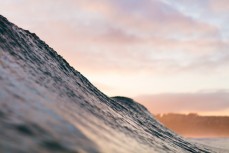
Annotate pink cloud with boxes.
[135,91,229,115]
[209,0,229,13]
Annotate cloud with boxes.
[1,0,221,42]
[209,0,229,13]
[103,0,220,39]
[135,91,229,115]
[71,39,229,75]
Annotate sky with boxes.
[1,0,229,116]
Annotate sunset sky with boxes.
[1,0,229,116]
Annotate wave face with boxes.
[0,15,215,153]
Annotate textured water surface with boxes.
[189,138,229,153]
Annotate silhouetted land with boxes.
[155,113,229,138]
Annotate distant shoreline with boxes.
[155,113,229,138]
